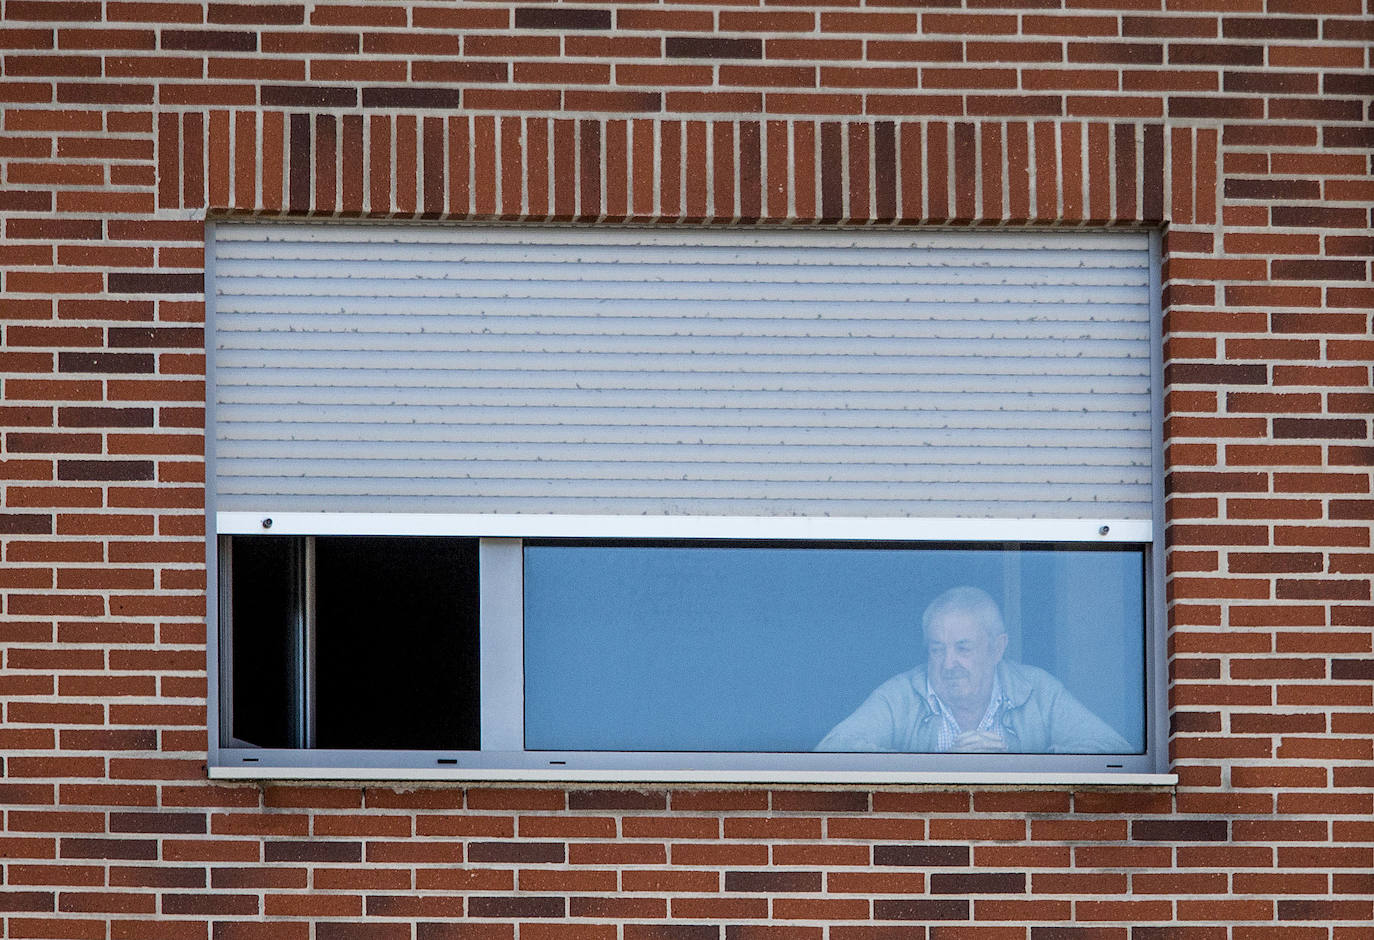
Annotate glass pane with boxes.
[227,536,301,748]
[524,542,1145,754]
[314,537,481,750]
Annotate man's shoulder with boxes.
[888,664,929,692]
[998,661,1066,704]
[866,665,929,704]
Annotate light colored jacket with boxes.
[816,660,1131,754]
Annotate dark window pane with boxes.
[227,536,301,748]
[314,537,480,750]
[524,542,1145,754]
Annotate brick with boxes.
[666,37,761,59]
[468,842,565,864]
[724,871,821,892]
[515,8,611,30]
[874,845,969,867]
[1132,820,1228,842]
[262,841,361,863]
[930,872,1026,894]
[873,898,969,921]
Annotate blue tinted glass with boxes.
[523,543,1145,754]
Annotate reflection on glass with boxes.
[523,542,1145,754]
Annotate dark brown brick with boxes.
[262,84,356,108]
[417,926,514,940]
[163,893,259,915]
[467,841,565,864]
[874,898,969,921]
[110,866,206,888]
[57,352,153,374]
[61,838,158,860]
[1169,43,1263,66]
[1224,17,1318,39]
[1324,73,1374,96]
[7,218,102,240]
[0,892,55,912]
[1170,96,1265,119]
[263,840,361,863]
[1273,259,1367,280]
[1172,712,1222,733]
[289,111,310,212]
[467,896,565,918]
[1132,820,1228,842]
[1272,206,1369,227]
[929,872,1026,894]
[1324,18,1374,41]
[1166,363,1266,385]
[724,871,821,892]
[1324,126,1374,149]
[57,460,154,482]
[1332,659,1374,680]
[1272,98,1365,122]
[1275,418,1367,440]
[1326,236,1374,257]
[110,812,206,834]
[874,845,969,867]
[1223,179,1320,200]
[161,29,257,51]
[1166,471,1267,494]
[211,868,308,890]
[362,87,463,109]
[1069,41,1162,64]
[772,790,869,813]
[107,327,204,348]
[319,926,410,940]
[515,7,612,30]
[874,121,896,220]
[725,930,822,940]
[624,928,718,940]
[820,122,843,220]
[0,191,54,212]
[1278,578,1370,601]
[580,118,601,213]
[1278,899,1374,921]
[1143,123,1163,222]
[666,37,761,59]
[0,513,53,534]
[58,407,154,428]
[107,272,202,294]
[1224,71,1317,94]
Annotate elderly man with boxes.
[817,586,1129,754]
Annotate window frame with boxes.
[204,225,1171,784]
[208,515,1170,784]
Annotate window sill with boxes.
[208,764,1177,787]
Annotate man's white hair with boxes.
[920,585,1006,641]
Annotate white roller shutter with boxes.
[208,224,1155,520]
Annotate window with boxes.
[208,224,1167,781]
[222,536,479,752]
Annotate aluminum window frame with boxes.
[208,517,1169,784]
[204,225,1171,784]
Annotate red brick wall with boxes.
[2,1,1372,937]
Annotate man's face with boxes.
[926,611,1007,713]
